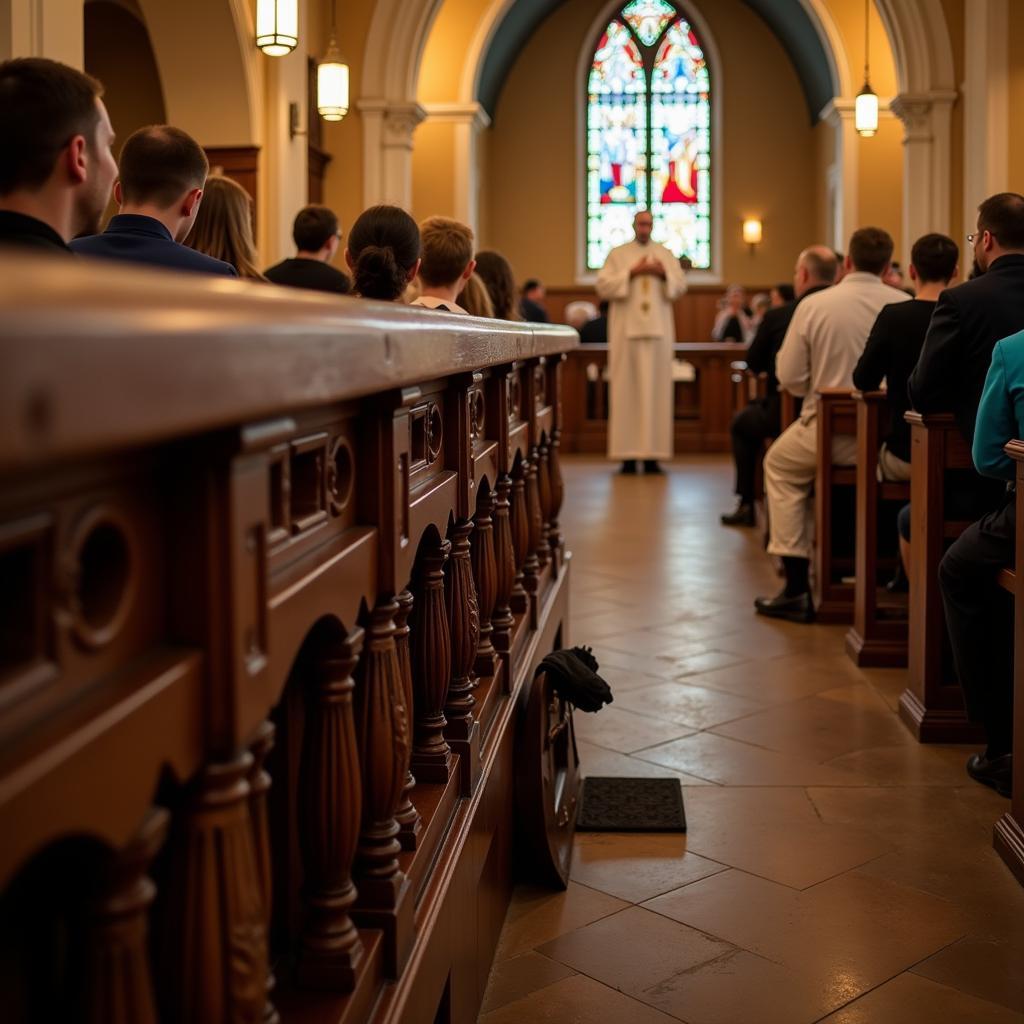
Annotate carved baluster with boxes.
[163,754,268,1024]
[81,808,167,1024]
[523,454,543,594]
[247,722,280,1021]
[536,439,552,569]
[471,486,498,672]
[509,459,531,610]
[491,475,516,658]
[410,537,454,783]
[445,518,480,794]
[393,590,422,850]
[548,426,564,557]
[296,633,364,990]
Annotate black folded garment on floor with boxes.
[535,645,613,712]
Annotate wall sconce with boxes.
[742,218,762,252]
[256,0,298,56]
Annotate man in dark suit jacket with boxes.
[720,245,837,526]
[0,58,118,253]
[265,204,351,294]
[72,125,236,276]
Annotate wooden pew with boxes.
[899,412,985,742]
[845,391,911,666]
[814,388,858,622]
[995,440,1023,887]
[0,255,578,1024]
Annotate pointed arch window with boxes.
[586,0,711,271]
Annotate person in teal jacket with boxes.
[937,329,1023,798]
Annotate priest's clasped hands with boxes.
[629,256,667,279]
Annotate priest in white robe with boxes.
[596,210,687,474]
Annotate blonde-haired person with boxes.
[460,273,495,318]
[412,215,475,313]
[474,250,521,321]
[185,174,263,280]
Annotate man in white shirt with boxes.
[410,216,475,314]
[597,210,688,474]
[756,228,912,622]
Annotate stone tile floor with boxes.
[479,455,1024,1023]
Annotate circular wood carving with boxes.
[427,403,443,463]
[328,435,355,515]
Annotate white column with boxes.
[1,0,83,66]
[358,98,425,211]
[821,100,859,250]
[963,0,1009,232]
[420,102,491,234]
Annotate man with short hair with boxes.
[521,278,549,322]
[721,245,837,527]
[72,125,235,275]
[265,204,351,293]
[597,209,688,475]
[0,57,117,251]
[410,216,475,314]
[755,228,911,622]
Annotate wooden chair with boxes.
[814,388,858,622]
[899,412,985,743]
[995,439,1024,887]
[845,391,911,666]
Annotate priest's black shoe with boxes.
[643,460,664,474]
[619,460,638,475]
[721,501,755,527]
[754,589,815,623]
[966,752,1012,797]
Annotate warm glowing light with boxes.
[256,0,298,56]
[742,219,762,246]
[318,46,350,122]
[856,83,878,137]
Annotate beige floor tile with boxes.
[479,952,576,1015]
[671,648,751,676]
[576,739,716,786]
[588,645,689,681]
[819,972,1024,1023]
[824,741,978,786]
[479,973,680,1024]
[684,653,863,704]
[912,935,1024,1013]
[594,662,676,695]
[572,706,694,754]
[494,881,628,961]
[570,831,726,902]
[614,679,768,730]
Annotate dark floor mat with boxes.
[576,776,687,832]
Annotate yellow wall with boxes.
[1009,2,1024,191]
[941,0,965,243]
[858,114,903,256]
[412,120,458,224]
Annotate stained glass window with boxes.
[586,2,711,271]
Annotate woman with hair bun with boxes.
[345,205,421,301]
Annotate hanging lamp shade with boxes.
[256,0,298,56]
[855,81,878,137]
[317,36,350,122]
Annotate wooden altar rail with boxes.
[560,342,749,454]
[0,255,579,1024]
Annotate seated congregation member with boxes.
[711,284,752,342]
[476,250,522,320]
[410,216,475,313]
[461,272,495,317]
[265,204,350,293]
[722,246,837,527]
[565,300,598,331]
[0,57,117,252]
[938,328,1024,797]
[186,175,262,279]
[520,278,549,322]
[770,283,795,308]
[853,233,959,482]
[345,204,420,302]
[755,228,911,622]
[579,300,609,344]
[72,126,235,276]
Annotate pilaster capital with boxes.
[383,102,427,148]
[891,90,958,141]
[421,102,492,132]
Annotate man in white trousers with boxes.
[597,210,688,474]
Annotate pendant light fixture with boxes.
[317,0,350,122]
[855,0,878,137]
[256,0,298,56]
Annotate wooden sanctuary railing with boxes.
[0,256,579,1024]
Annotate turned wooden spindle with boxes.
[162,753,269,1024]
[296,632,364,990]
[524,453,543,591]
[247,722,280,1021]
[81,808,168,1024]
[353,603,409,894]
[547,426,565,556]
[536,440,552,569]
[471,485,498,670]
[444,518,479,742]
[509,459,532,609]
[409,536,454,783]
[392,590,422,850]
[491,475,516,656]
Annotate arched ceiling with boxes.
[477,0,836,123]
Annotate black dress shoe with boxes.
[885,563,908,593]
[966,752,1012,797]
[754,589,815,623]
[721,502,755,527]
[643,460,664,474]
[619,460,638,475]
